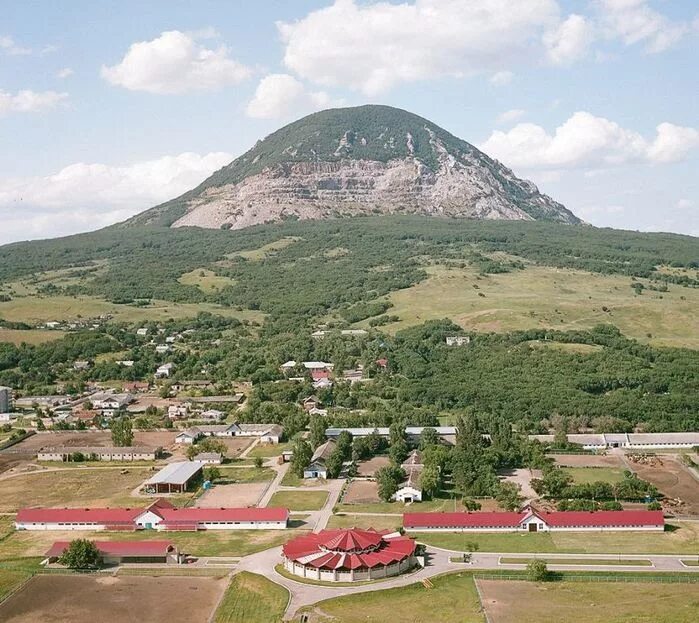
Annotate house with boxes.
[310,369,331,381]
[281,449,294,462]
[342,368,364,383]
[313,378,333,390]
[403,509,665,533]
[92,392,134,417]
[16,500,289,531]
[302,395,321,412]
[143,462,203,494]
[195,452,223,465]
[155,344,171,354]
[136,328,149,337]
[174,429,202,444]
[304,439,336,479]
[445,336,471,346]
[303,361,334,371]
[45,540,179,565]
[123,381,149,393]
[280,360,298,371]
[233,423,283,443]
[197,424,238,437]
[155,363,174,378]
[37,446,159,462]
[167,403,189,419]
[392,450,424,503]
[199,409,226,421]
[309,407,328,417]
[44,321,61,329]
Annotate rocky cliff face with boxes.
[128,105,580,229]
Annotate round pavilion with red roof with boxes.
[282,527,416,582]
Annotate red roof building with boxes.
[282,528,416,582]
[45,540,178,564]
[403,509,665,533]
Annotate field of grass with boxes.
[217,466,274,483]
[526,340,603,354]
[499,557,653,566]
[267,491,328,511]
[326,514,403,531]
[178,269,235,292]
[0,568,32,603]
[561,467,626,484]
[0,468,153,513]
[294,571,484,623]
[248,443,290,458]
[214,571,288,623]
[0,527,300,559]
[413,522,699,555]
[0,329,65,345]
[233,237,300,261]
[338,498,462,514]
[371,264,699,348]
[0,295,264,325]
[477,579,699,623]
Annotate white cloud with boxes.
[489,71,514,86]
[278,0,568,95]
[480,111,699,169]
[0,90,68,116]
[544,14,595,64]
[56,67,74,79]
[101,30,252,94]
[246,73,339,119]
[496,109,526,125]
[596,0,689,52]
[0,151,232,244]
[0,35,32,56]
[676,199,694,210]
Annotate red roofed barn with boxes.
[282,527,416,582]
[45,540,179,565]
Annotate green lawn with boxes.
[214,571,288,623]
[337,498,463,514]
[217,466,274,483]
[326,514,403,531]
[561,467,626,484]
[294,571,484,623]
[267,490,328,511]
[499,557,653,566]
[0,568,32,603]
[478,579,699,623]
[413,522,699,555]
[249,443,290,458]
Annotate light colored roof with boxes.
[325,426,457,437]
[195,453,222,461]
[311,439,336,463]
[145,462,202,486]
[39,446,156,455]
[627,432,699,444]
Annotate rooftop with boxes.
[145,462,203,486]
[46,540,175,558]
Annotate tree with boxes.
[198,438,228,456]
[309,415,326,449]
[290,438,312,477]
[159,382,172,398]
[420,464,441,498]
[325,448,344,479]
[527,560,550,582]
[389,437,409,465]
[419,427,439,450]
[59,539,101,569]
[203,466,221,482]
[254,456,264,469]
[495,482,523,511]
[336,430,353,460]
[376,465,404,502]
[110,417,133,447]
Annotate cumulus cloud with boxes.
[544,14,595,64]
[596,0,690,52]
[278,0,569,95]
[480,111,699,169]
[246,73,340,119]
[0,151,232,244]
[101,30,252,94]
[0,35,32,56]
[56,67,74,79]
[496,109,526,125]
[0,90,68,116]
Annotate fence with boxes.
[475,573,699,584]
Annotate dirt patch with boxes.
[0,574,227,623]
[217,437,255,458]
[549,453,624,468]
[4,430,177,453]
[497,468,542,499]
[356,456,390,477]
[194,482,268,507]
[343,480,381,504]
[628,455,699,515]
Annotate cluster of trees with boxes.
[532,468,658,503]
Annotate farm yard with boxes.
[356,456,390,477]
[342,479,382,505]
[267,490,329,511]
[3,430,178,454]
[561,467,626,485]
[549,454,626,468]
[626,455,699,515]
[194,482,269,508]
[0,574,228,623]
[477,579,699,623]
[214,571,288,623]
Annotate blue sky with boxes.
[1,0,697,243]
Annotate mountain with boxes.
[126,105,580,229]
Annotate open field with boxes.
[6,430,178,453]
[0,527,301,559]
[477,578,699,623]
[0,574,227,623]
[550,454,625,468]
[499,557,653,566]
[326,513,403,531]
[233,237,300,261]
[195,482,268,508]
[562,467,626,484]
[338,497,466,514]
[267,490,328,511]
[216,437,256,457]
[413,521,699,554]
[371,264,699,348]
[214,571,288,623]
[295,571,484,623]
[356,456,390,477]
[342,480,381,504]
[0,294,264,325]
[248,442,290,458]
[628,456,699,515]
[525,339,603,354]
[178,268,235,292]
[0,329,64,345]
[0,468,152,512]
[217,466,274,483]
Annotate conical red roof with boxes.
[321,528,383,552]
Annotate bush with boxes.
[527,560,550,582]
[59,539,101,569]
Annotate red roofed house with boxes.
[282,527,416,582]
[310,369,331,381]
[45,540,179,565]
[403,508,665,533]
[16,499,289,532]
